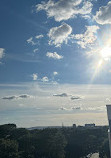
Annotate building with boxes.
[85,123,95,128]
[106,105,111,158]
[73,124,76,129]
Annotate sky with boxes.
[1,0,111,127]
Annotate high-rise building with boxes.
[106,105,111,158]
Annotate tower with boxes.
[106,105,111,158]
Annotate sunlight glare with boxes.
[98,60,103,68]
[100,46,111,60]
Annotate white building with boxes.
[106,105,111,158]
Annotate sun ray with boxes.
[89,59,104,85]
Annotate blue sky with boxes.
[0,0,111,84]
[1,0,111,127]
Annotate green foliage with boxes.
[99,139,110,158]
[62,126,108,158]
[0,138,19,158]
[0,124,16,139]
[0,124,109,158]
[47,131,67,158]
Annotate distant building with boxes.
[78,125,84,129]
[73,124,76,129]
[106,105,111,158]
[85,123,95,128]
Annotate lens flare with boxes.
[100,46,111,60]
[98,60,103,67]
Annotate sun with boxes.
[97,60,103,67]
[100,46,111,61]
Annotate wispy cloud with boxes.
[46,52,63,60]
[71,25,99,48]
[53,71,58,75]
[27,35,43,46]
[41,76,49,82]
[33,48,38,53]
[35,34,44,39]
[94,1,111,25]
[32,73,38,81]
[48,23,72,47]
[36,0,93,22]
[0,48,5,59]
[27,37,36,45]
[59,106,81,111]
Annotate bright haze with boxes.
[0,0,111,127]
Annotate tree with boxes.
[0,139,19,158]
[47,131,67,158]
[99,139,110,158]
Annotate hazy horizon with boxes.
[0,83,110,127]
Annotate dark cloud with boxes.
[2,96,17,100]
[53,93,82,100]
[2,94,31,100]
[19,94,30,98]
[53,93,68,97]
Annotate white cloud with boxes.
[48,23,72,47]
[78,1,93,15]
[0,48,5,59]
[71,96,81,100]
[82,14,91,20]
[53,71,58,75]
[36,0,93,22]
[95,1,111,25]
[0,83,110,127]
[41,76,49,82]
[46,52,63,60]
[33,49,38,53]
[35,34,44,39]
[32,73,38,80]
[72,25,99,48]
[27,37,36,45]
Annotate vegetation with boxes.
[0,124,110,158]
